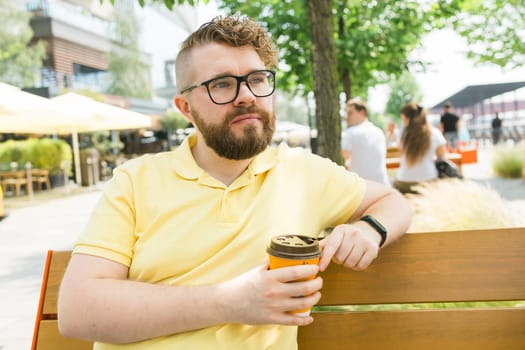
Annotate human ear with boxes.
[174,95,194,124]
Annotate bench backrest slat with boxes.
[318,228,525,305]
[299,308,525,350]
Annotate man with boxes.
[439,102,459,150]
[491,112,503,144]
[58,15,411,349]
[341,99,390,185]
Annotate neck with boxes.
[191,135,253,186]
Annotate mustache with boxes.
[225,105,268,122]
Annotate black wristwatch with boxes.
[359,215,387,247]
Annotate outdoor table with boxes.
[386,153,463,174]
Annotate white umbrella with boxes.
[0,84,152,184]
[0,82,92,134]
[52,93,152,131]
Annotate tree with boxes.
[106,0,152,98]
[452,0,524,68]
[127,0,524,164]
[384,71,422,121]
[0,0,46,86]
[216,0,454,162]
[160,110,188,150]
[307,0,342,162]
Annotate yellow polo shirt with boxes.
[74,134,365,350]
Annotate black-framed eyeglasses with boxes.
[180,69,276,105]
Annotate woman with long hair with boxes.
[393,102,447,194]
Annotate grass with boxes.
[314,300,525,312]
[492,142,524,178]
[405,178,525,233]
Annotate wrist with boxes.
[359,215,387,247]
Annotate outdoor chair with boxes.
[0,170,29,197]
[31,169,51,191]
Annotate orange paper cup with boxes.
[267,235,321,316]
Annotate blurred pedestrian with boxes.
[385,120,401,147]
[439,102,459,150]
[491,112,503,145]
[341,98,390,185]
[393,102,447,194]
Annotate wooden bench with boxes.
[33,228,525,350]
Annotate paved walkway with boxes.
[0,145,523,350]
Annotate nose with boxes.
[233,81,256,106]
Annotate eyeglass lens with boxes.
[207,70,275,104]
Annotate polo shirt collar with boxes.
[172,133,278,182]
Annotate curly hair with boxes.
[400,102,431,167]
[175,15,278,93]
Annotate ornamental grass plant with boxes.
[492,142,524,178]
[406,178,525,233]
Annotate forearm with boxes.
[348,181,412,247]
[357,188,411,246]
[58,278,229,343]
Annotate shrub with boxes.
[492,143,524,178]
[0,137,73,177]
[0,139,32,169]
[30,138,72,175]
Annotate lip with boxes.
[231,114,261,124]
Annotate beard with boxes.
[191,105,275,160]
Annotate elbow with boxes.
[57,304,84,339]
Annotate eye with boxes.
[209,77,235,90]
[248,73,268,85]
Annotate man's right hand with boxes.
[216,263,323,326]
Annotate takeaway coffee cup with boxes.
[267,234,321,316]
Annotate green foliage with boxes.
[218,1,441,100]
[492,144,524,178]
[315,300,524,312]
[160,111,188,131]
[29,138,73,175]
[452,0,524,68]
[0,0,46,86]
[384,71,423,120]
[0,138,72,175]
[0,139,31,168]
[106,1,152,99]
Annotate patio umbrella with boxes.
[0,84,152,184]
[0,82,92,134]
[51,93,152,184]
[51,93,152,131]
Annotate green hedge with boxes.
[0,138,72,175]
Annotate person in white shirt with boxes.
[341,98,390,186]
[393,102,446,194]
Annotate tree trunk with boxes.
[307,0,343,164]
[338,12,352,101]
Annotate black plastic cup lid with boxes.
[267,234,321,259]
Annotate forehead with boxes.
[190,43,266,80]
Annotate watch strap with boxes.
[359,215,387,247]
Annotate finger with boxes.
[354,249,378,271]
[282,291,322,317]
[319,232,343,271]
[269,264,319,283]
[343,246,365,270]
[285,276,323,298]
